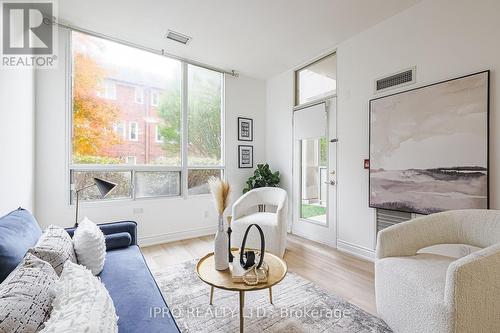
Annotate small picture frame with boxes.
[238,145,253,168]
[238,117,253,141]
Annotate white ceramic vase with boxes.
[214,215,229,270]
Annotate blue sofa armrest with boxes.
[66,221,137,249]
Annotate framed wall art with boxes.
[238,117,253,141]
[238,145,253,168]
[369,71,489,214]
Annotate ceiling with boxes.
[58,0,421,80]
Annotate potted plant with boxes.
[243,164,280,211]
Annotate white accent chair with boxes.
[231,187,288,257]
[375,209,500,333]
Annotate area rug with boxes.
[153,261,392,333]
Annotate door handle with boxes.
[324,180,336,186]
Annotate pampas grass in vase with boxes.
[208,177,230,270]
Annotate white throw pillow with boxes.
[72,217,106,275]
[40,261,118,333]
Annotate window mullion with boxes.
[181,62,189,199]
[131,169,136,200]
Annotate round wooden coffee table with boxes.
[196,250,287,333]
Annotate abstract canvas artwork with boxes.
[369,71,489,214]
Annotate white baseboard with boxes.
[291,230,337,248]
[337,240,375,262]
[138,226,216,247]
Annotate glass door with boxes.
[300,137,328,224]
[292,99,337,246]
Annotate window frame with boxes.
[128,121,139,141]
[294,51,337,108]
[126,156,137,165]
[187,168,224,196]
[134,170,182,199]
[68,31,225,204]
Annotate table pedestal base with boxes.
[209,287,274,333]
[239,290,245,333]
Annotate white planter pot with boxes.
[214,215,229,270]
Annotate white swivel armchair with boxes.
[231,187,288,258]
[375,209,500,333]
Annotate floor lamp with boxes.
[75,177,117,227]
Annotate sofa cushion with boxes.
[0,208,42,282]
[28,225,77,275]
[40,261,118,333]
[0,253,58,333]
[99,245,179,333]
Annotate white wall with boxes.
[265,71,294,229]
[0,68,35,216]
[35,30,266,245]
[225,75,267,200]
[265,0,500,257]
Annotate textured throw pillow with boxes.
[40,261,118,333]
[0,253,58,333]
[28,225,77,275]
[73,217,106,275]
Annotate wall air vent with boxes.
[376,209,412,233]
[165,30,191,45]
[375,66,416,93]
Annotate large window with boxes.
[295,52,336,106]
[70,31,224,202]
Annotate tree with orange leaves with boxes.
[72,53,120,163]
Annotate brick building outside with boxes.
[96,63,178,165]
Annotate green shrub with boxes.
[243,163,280,194]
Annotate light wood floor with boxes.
[142,234,376,314]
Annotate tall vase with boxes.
[214,215,229,270]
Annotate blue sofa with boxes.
[0,208,180,333]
